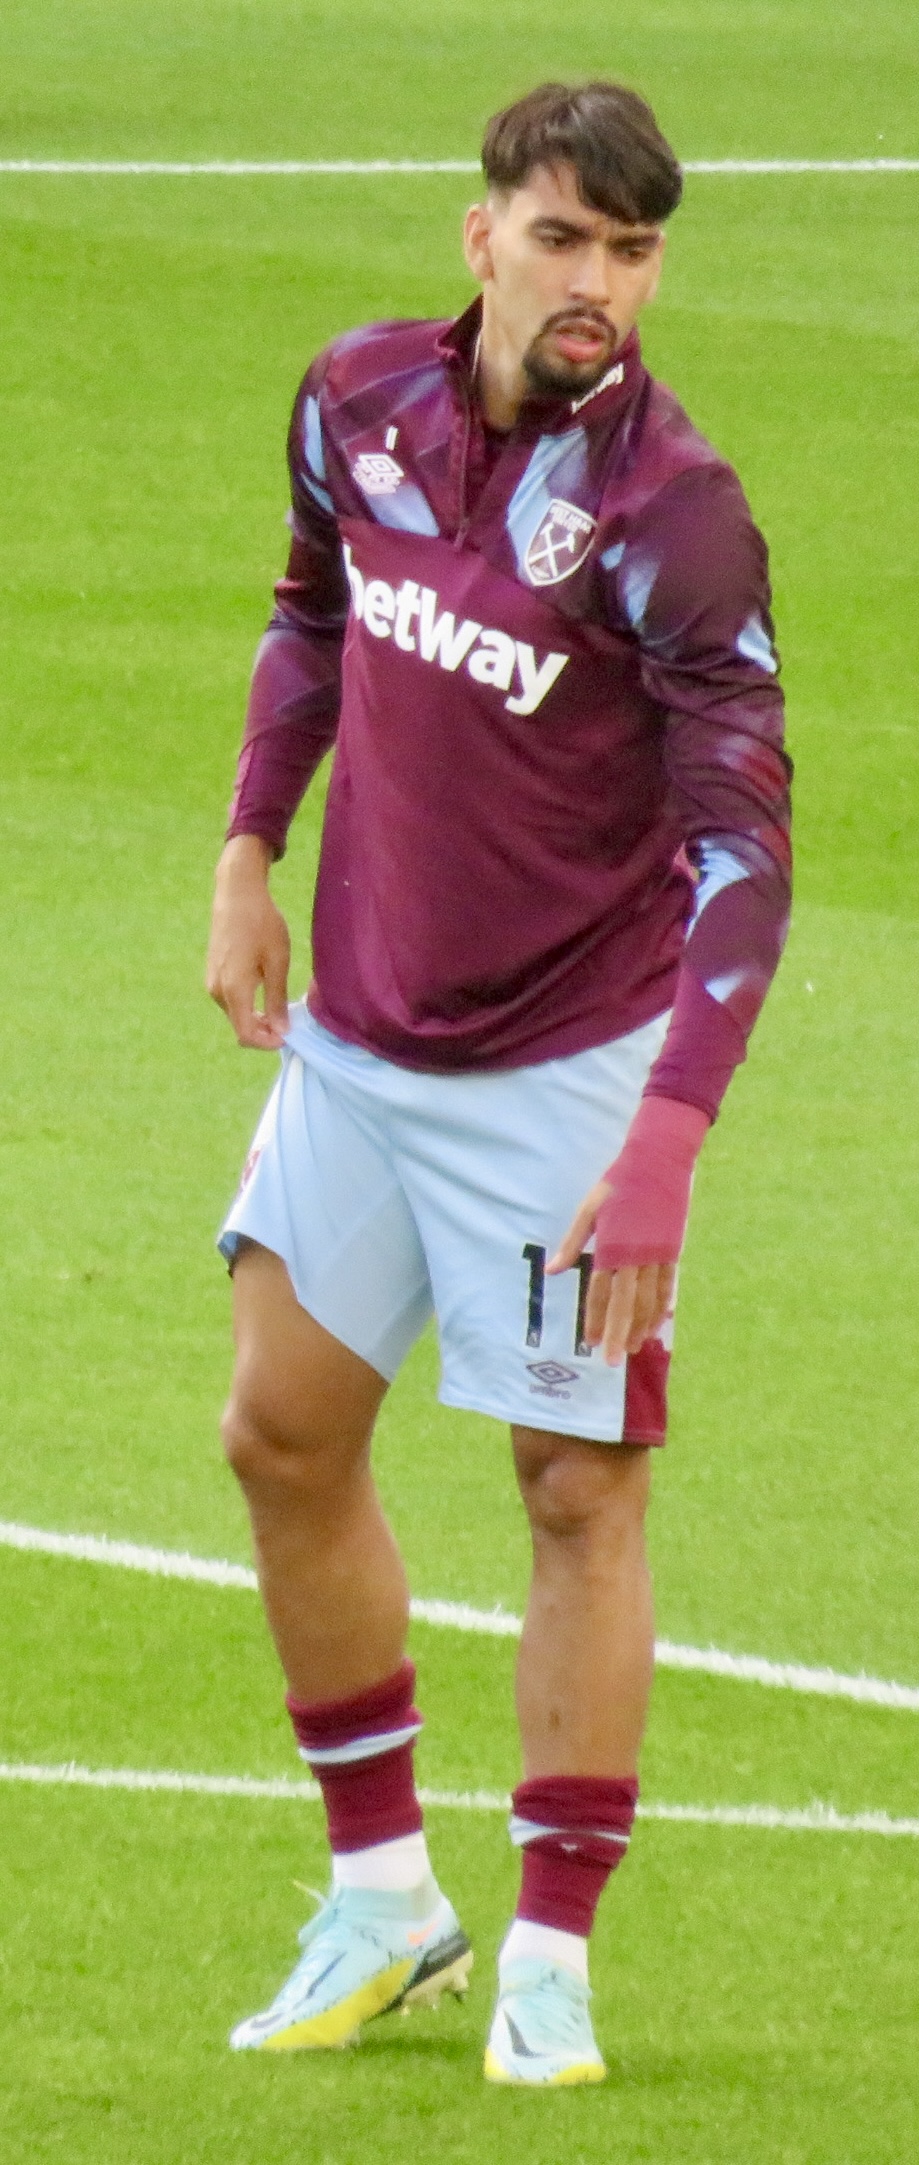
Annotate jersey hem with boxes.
[306,980,679,1078]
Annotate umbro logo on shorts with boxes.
[343,545,569,717]
[526,1350,576,1385]
[352,451,406,496]
[526,1361,581,1402]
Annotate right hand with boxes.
[547,1182,676,1366]
[206,834,291,1049]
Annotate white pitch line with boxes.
[3,1517,918,1711]
[0,1760,916,1838]
[0,1519,259,1590]
[685,158,919,174]
[651,1638,919,1712]
[0,159,482,176]
[637,1799,919,1837]
[0,158,918,177]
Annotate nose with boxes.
[569,241,611,308]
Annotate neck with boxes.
[473,329,527,431]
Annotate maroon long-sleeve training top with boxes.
[228,299,792,1118]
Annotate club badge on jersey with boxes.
[524,500,597,587]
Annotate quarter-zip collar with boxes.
[435,296,644,438]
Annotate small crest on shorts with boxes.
[239,1144,262,1191]
[352,451,405,497]
[524,500,596,587]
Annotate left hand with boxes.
[547,1183,676,1367]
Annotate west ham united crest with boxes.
[524,498,597,587]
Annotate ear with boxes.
[463,200,495,283]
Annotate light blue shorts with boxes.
[218,1003,674,1443]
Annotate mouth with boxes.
[544,314,615,367]
[521,311,619,402]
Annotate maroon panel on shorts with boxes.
[623,1335,670,1446]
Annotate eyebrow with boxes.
[529,216,660,247]
[529,216,596,241]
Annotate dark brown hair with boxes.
[481,81,683,225]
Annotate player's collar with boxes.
[436,298,643,433]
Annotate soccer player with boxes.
[207,80,791,2085]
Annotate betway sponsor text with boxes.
[343,545,568,718]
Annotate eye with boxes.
[532,226,581,250]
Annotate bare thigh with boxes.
[225,1239,388,1477]
[223,1242,408,1698]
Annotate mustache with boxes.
[538,308,615,338]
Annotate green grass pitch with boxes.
[1,2,918,2159]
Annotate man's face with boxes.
[464,162,664,409]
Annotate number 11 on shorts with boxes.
[522,1243,593,1357]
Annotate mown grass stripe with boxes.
[3,1518,917,1711]
[1,1761,916,1837]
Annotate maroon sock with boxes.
[286,1658,424,1853]
[511,1774,639,1937]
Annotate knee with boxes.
[220,1392,276,1490]
[220,1385,348,1506]
[514,1434,650,1546]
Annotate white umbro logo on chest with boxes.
[352,451,405,496]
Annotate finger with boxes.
[240,1010,288,1050]
[601,1268,639,1367]
[646,1261,677,1340]
[217,970,261,1045]
[205,947,239,1013]
[624,1264,660,1354]
[213,963,281,1051]
[546,1209,594,1273]
[583,1265,613,1342]
[546,1184,609,1273]
[231,1010,278,1050]
[585,1264,628,1342]
[261,931,291,1035]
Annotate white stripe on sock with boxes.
[509,1813,629,1849]
[297,1720,421,1766]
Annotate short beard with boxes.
[521,320,618,401]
